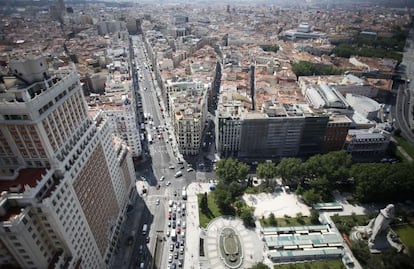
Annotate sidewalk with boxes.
[110,195,145,269]
[184,183,210,269]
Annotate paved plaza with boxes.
[243,190,311,218]
[203,217,264,269]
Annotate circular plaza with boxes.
[203,216,264,269]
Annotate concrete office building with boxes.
[215,94,329,159]
[238,103,328,159]
[0,56,135,268]
[282,23,327,40]
[215,90,245,157]
[344,128,391,157]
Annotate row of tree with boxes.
[331,27,408,62]
[291,61,343,77]
[214,151,414,206]
[213,159,255,226]
[332,43,402,62]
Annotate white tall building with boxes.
[170,89,207,156]
[0,56,135,268]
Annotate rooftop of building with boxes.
[0,168,46,194]
[346,128,390,140]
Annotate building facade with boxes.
[170,89,207,156]
[215,98,329,159]
[0,56,135,269]
[344,128,391,158]
[322,115,352,153]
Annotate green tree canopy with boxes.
[276,158,303,186]
[303,150,352,186]
[351,162,414,203]
[292,61,343,77]
[215,158,249,184]
[256,161,277,180]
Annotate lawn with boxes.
[331,214,370,235]
[260,215,314,227]
[198,192,221,228]
[394,224,414,248]
[393,135,414,160]
[274,259,345,269]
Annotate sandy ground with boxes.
[243,190,311,218]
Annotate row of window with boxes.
[3,114,30,120]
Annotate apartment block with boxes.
[170,88,208,156]
[0,56,135,268]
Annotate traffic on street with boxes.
[110,35,217,269]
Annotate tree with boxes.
[214,182,234,215]
[351,240,371,266]
[292,61,343,77]
[268,213,277,226]
[276,158,303,186]
[248,262,270,269]
[215,158,249,184]
[310,210,320,224]
[200,192,208,214]
[261,44,279,53]
[240,208,255,227]
[257,161,277,180]
[350,162,414,203]
[228,181,244,199]
[302,189,322,205]
[233,199,246,216]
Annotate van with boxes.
[142,224,148,235]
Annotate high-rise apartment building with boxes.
[0,56,135,268]
[170,88,207,156]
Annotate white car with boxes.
[169,165,175,169]
[168,254,173,263]
[166,181,171,186]
[156,199,160,205]
[160,176,165,181]
[186,168,193,172]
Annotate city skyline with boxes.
[0,1,413,268]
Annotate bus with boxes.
[171,229,177,241]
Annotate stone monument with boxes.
[351,204,404,253]
[368,204,394,245]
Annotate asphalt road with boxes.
[394,26,414,145]
[128,35,220,269]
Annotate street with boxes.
[109,35,218,269]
